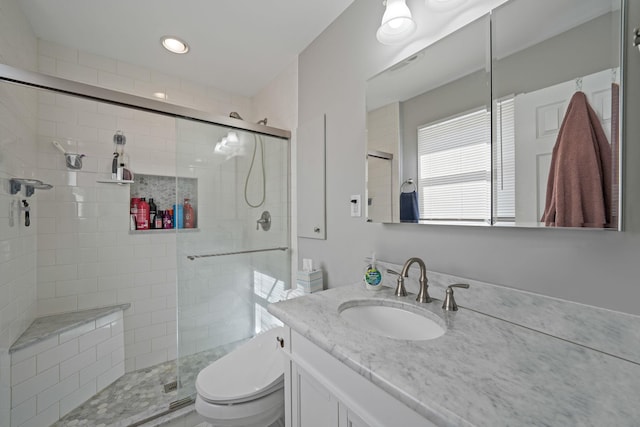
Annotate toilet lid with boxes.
[196,326,285,404]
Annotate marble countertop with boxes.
[268,284,640,427]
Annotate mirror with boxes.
[492,0,621,228]
[367,14,490,225]
[365,0,623,229]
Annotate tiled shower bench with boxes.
[9,304,130,427]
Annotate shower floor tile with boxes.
[53,342,244,427]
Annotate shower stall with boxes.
[0,64,290,426]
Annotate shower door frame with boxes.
[0,63,291,140]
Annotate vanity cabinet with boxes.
[281,327,435,427]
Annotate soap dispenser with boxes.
[364,253,382,291]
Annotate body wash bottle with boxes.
[364,254,382,291]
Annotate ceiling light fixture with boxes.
[161,36,190,54]
[376,0,417,45]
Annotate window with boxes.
[417,108,491,221]
[416,101,516,222]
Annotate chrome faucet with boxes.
[395,257,432,303]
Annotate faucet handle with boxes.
[442,283,469,311]
[387,269,407,297]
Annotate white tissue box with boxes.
[297,270,323,293]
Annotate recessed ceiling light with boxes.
[161,36,190,54]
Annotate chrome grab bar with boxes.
[187,246,288,260]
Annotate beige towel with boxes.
[541,91,612,228]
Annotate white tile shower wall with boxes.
[175,120,289,355]
[24,31,291,379]
[9,311,125,427]
[34,89,178,373]
[33,90,267,373]
[176,120,255,356]
[0,0,39,425]
[32,38,258,374]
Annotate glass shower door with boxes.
[174,118,290,402]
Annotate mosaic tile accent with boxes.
[131,174,198,220]
[53,340,245,427]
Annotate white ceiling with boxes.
[18,0,355,97]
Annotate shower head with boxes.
[229,112,243,120]
[257,118,268,126]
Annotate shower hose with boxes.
[244,134,266,208]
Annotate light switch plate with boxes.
[350,194,361,217]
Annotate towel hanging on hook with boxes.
[400,178,419,222]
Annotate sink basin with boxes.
[338,302,445,341]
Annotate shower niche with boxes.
[129,173,198,232]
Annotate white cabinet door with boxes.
[291,362,339,427]
[297,114,326,239]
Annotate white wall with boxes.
[0,0,38,425]
[297,0,640,316]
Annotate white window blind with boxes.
[417,108,491,221]
[494,98,515,219]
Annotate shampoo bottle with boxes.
[364,254,382,291]
[164,210,173,229]
[137,198,150,230]
[148,198,157,229]
[155,210,164,229]
[184,198,194,228]
[173,204,183,229]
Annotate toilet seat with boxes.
[195,326,286,426]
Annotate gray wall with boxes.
[297,0,640,316]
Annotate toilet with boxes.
[195,326,285,427]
